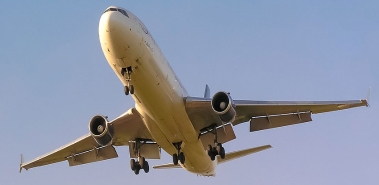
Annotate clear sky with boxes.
[0,1,378,184]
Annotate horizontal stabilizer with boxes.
[217,145,272,165]
[153,163,181,170]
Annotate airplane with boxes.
[19,6,368,176]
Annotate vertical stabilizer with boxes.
[217,145,272,165]
[204,84,210,99]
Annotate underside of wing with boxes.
[233,99,368,126]
[185,95,368,134]
[21,134,102,171]
[21,107,152,171]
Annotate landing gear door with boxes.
[129,142,161,159]
[199,124,236,150]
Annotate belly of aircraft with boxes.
[131,51,216,175]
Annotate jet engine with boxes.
[211,91,236,123]
[89,115,113,146]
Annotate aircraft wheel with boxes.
[134,167,140,175]
[124,86,129,95]
[212,146,218,156]
[139,157,146,167]
[130,85,134,94]
[207,145,213,157]
[220,146,225,159]
[173,153,178,165]
[130,159,136,171]
[143,161,149,173]
[210,153,215,161]
[216,143,222,154]
[179,152,185,164]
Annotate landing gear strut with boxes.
[173,142,185,165]
[121,66,134,95]
[130,139,149,175]
[205,125,226,161]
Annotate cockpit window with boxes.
[103,8,129,18]
[118,9,129,18]
[103,8,116,13]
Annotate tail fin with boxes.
[217,145,272,165]
[204,84,210,99]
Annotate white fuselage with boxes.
[99,7,216,176]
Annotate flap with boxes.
[21,108,152,171]
[68,145,118,166]
[250,112,312,132]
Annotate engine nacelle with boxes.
[211,91,236,123]
[89,115,113,146]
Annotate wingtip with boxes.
[364,87,371,107]
[19,154,24,173]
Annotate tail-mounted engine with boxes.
[89,115,113,146]
[211,91,236,123]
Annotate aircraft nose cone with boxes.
[99,10,128,58]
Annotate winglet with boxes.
[204,84,210,99]
[19,154,24,173]
[366,87,371,107]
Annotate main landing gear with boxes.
[130,156,149,175]
[121,66,134,95]
[208,143,225,161]
[173,142,185,165]
[204,125,226,161]
[130,139,149,175]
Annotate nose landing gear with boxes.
[121,66,134,95]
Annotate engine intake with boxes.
[89,115,113,146]
[211,91,236,123]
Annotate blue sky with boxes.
[0,1,378,184]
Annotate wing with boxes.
[20,108,151,171]
[185,96,368,133]
[232,99,368,126]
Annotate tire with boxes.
[143,161,149,173]
[213,146,218,156]
[220,147,225,159]
[207,145,213,157]
[134,168,140,175]
[139,157,145,167]
[130,85,134,94]
[173,153,178,165]
[210,154,215,161]
[124,86,129,95]
[130,159,136,171]
[179,152,185,164]
[216,143,222,154]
